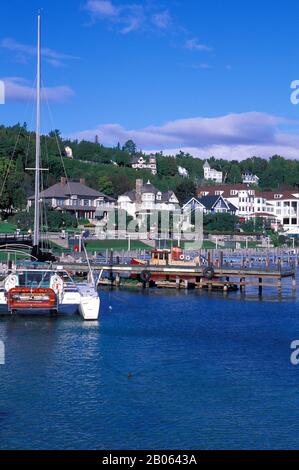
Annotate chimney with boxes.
[136,179,143,204]
[80,178,86,185]
[61,177,67,186]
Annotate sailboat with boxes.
[0,15,100,320]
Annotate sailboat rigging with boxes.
[0,14,100,320]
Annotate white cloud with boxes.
[85,0,118,17]
[0,38,79,67]
[69,112,299,160]
[185,38,212,52]
[151,10,172,29]
[2,77,74,103]
[84,0,171,34]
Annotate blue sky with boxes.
[1,0,299,159]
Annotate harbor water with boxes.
[0,281,299,450]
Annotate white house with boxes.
[203,161,223,183]
[64,146,73,158]
[242,171,260,185]
[118,179,180,218]
[131,155,157,175]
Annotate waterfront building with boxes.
[27,177,116,220]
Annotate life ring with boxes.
[140,270,151,283]
[179,255,185,261]
[203,265,215,280]
[185,256,191,261]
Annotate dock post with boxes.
[184,280,189,290]
[259,278,263,295]
[116,273,121,287]
[176,277,180,289]
[292,274,296,291]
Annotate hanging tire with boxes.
[140,270,151,283]
[203,265,215,280]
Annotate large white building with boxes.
[198,184,299,232]
[118,179,180,218]
[203,161,223,183]
[254,190,299,232]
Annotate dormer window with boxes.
[274,194,282,199]
[156,192,162,201]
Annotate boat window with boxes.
[18,272,51,288]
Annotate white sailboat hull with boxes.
[78,295,100,321]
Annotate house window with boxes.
[283,218,290,225]
[292,218,297,225]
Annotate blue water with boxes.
[0,286,299,450]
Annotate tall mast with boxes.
[33,14,41,248]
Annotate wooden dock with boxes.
[55,261,296,293]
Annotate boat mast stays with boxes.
[28,13,49,260]
[33,13,41,255]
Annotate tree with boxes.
[157,156,178,177]
[175,180,197,205]
[98,176,114,196]
[122,140,137,155]
[203,213,238,233]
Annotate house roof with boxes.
[29,180,116,201]
[182,197,205,210]
[141,181,159,194]
[131,155,156,164]
[121,183,178,204]
[198,195,225,210]
[256,190,299,201]
[198,195,237,212]
[198,184,256,199]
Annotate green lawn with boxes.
[84,239,153,252]
[0,222,17,234]
[157,240,216,250]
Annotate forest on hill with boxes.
[1,123,299,216]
